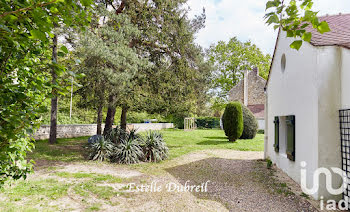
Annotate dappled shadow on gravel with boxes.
[166,158,317,212]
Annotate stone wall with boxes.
[228,80,244,103]
[33,123,174,140]
[228,68,266,105]
[247,69,266,105]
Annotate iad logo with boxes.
[300,161,347,195]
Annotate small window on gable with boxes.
[281,54,286,73]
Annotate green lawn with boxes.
[29,129,264,162]
[162,129,264,159]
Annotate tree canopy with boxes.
[207,37,271,101]
[0,0,92,185]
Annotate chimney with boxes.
[243,70,248,106]
[253,67,259,76]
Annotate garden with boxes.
[0,127,319,211]
[0,0,324,211]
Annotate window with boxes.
[274,115,295,161]
[281,54,286,73]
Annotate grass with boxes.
[28,129,263,162]
[54,172,124,183]
[28,136,89,161]
[161,129,264,159]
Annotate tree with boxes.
[99,0,210,131]
[264,0,330,50]
[0,0,92,185]
[207,37,271,104]
[75,7,149,134]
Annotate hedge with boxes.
[222,102,243,142]
[240,104,258,139]
[196,117,220,129]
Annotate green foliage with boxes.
[87,137,115,161]
[166,113,187,129]
[266,158,273,169]
[257,129,265,134]
[196,117,220,129]
[265,0,330,50]
[0,0,92,186]
[103,126,126,144]
[222,102,244,142]
[240,105,258,139]
[112,130,144,164]
[127,112,168,123]
[142,131,169,162]
[207,37,271,101]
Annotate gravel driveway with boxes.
[0,150,319,211]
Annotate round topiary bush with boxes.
[240,104,258,139]
[222,102,243,142]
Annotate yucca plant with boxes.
[87,137,115,161]
[112,130,144,164]
[103,126,126,144]
[142,131,169,162]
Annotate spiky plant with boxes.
[104,126,126,144]
[142,131,169,162]
[112,130,144,164]
[87,137,115,161]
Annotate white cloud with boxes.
[187,0,350,55]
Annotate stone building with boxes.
[228,68,266,129]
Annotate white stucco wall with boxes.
[340,49,350,108]
[266,32,348,200]
[266,31,320,200]
[316,46,342,200]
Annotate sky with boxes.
[186,0,350,55]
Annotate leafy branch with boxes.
[0,0,58,18]
[264,0,330,50]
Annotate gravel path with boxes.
[2,150,320,211]
[166,150,317,212]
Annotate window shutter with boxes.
[286,115,296,161]
[274,116,279,152]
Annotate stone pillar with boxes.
[243,70,249,106]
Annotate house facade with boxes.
[228,68,266,130]
[265,14,350,200]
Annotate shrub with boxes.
[104,126,126,144]
[222,102,243,142]
[87,137,115,161]
[167,113,187,129]
[112,130,144,164]
[196,117,220,129]
[142,131,169,162]
[88,128,170,164]
[240,105,258,139]
[257,129,264,134]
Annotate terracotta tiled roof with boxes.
[307,14,350,49]
[247,104,264,119]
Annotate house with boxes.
[265,14,350,201]
[228,68,266,130]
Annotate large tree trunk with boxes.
[96,102,103,135]
[49,34,58,144]
[103,95,116,134]
[96,87,105,135]
[120,106,128,131]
